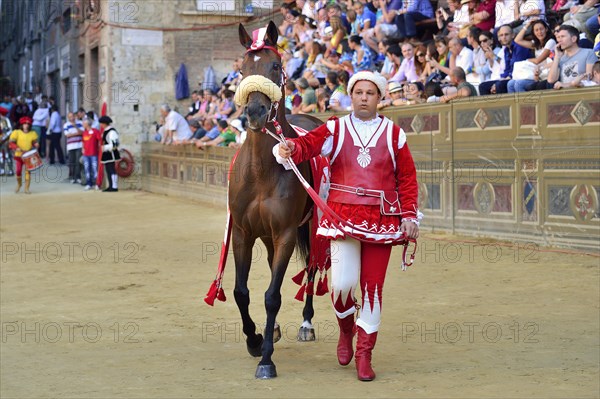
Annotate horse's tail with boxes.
[296,222,310,268]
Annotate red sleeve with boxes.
[394,131,419,220]
[290,116,337,164]
[478,0,495,17]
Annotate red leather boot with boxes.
[336,315,355,366]
[355,326,378,381]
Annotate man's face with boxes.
[353,3,364,14]
[318,8,328,22]
[192,92,198,102]
[479,35,492,51]
[351,81,379,120]
[401,44,414,59]
[390,90,403,100]
[67,112,75,122]
[555,30,576,51]
[77,111,85,119]
[450,40,461,54]
[497,27,512,46]
[449,72,458,85]
[328,7,340,18]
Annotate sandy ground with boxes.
[1,166,599,398]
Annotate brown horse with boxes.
[229,21,323,379]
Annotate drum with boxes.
[22,149,42,171]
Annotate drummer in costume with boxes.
[275,71,421,381]
[99,116,120,192]
[9,116,39,194]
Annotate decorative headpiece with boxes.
[347,71,388,100]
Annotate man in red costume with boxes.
[275,71,421,381]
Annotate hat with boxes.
[324,26,333,36]
[230,119,244,132]
[19,116,32,125]
[347,71,387,99]
[99,116,113,124]
[0,106,8,117]
[460,0,469,4]
[295,78,310,89]
[388,81,403,94]
[228,84,237,93]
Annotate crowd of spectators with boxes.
[155,1,599,150]
[0,91,106,189]
[268,0,599,108]
[155,57,248,149]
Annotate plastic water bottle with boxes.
[245,3,253,13]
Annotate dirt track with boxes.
[1,168,599,398]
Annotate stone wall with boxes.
[98,0,279,189]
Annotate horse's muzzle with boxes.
[245,91,272,131]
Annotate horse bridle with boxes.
[244,46,287,126]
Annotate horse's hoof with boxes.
[297,326,316,342]
[263,323,281,344]
[247,334,263,357]
[255,363,277,379]
[273,323,281,343]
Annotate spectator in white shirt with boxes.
[159,104,193,145]
[495,0,517,31]
[64,112,83,184]
[430,38,474,78]
[31,101,49,157]
[390,43,420,83]
[467,27,487,85]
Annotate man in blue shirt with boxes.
[479,25,532,95]
[353,1,377,34]
[394,0,434,41]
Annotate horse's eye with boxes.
[273,63,281,71]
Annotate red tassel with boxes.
[204,280,218,306]
[217,287,226,302]
[291,269,306,285]
[316,273,329,296]
[294,284,306,302]
[315,276,324,296]
[306,280,314,296]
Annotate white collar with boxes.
[350,112,381,127]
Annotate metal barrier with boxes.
[142,88,600,250]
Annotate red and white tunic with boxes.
[282,113,419,243]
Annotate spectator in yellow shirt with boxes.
[9,116,39,193]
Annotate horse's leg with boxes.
[298,266,317,342]
[255,231,297,379]
[260,237,281,344]
[232,227,263,358]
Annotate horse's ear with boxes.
[239,23,252,49]
[265,21,278,47]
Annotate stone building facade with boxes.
[1,0,279,187]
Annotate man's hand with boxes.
[401,221,419,239]
[278,140,295,159]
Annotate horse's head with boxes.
[237,21,283,131]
